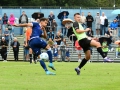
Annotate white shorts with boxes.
[76,50,82,54]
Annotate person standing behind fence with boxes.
[0,15,2,34]
[86,12,94,29]
[51,19,57,35]
[80,12,86,28]
[4,28,9,45]
[100,12,107,35]
[2,13,8,33]
[11,37,20,61]
[95,12,100,36]
[110,19,118,38]
[48,11,55,23]
[1,37,8,62]
[8,14,15,36]
[116,14,120,37]
[65,44,70,62]
[19,11,28,35]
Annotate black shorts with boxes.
[78,38,91,52]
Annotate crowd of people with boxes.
[0,10,120,63]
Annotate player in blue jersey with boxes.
[13,18,56,75]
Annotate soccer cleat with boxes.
[46,71,56,75]
[104,57,113,62]
[48,63,56,71]
[75,68,80,75]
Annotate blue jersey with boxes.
[30,22,43,38]
[29,22,47,56]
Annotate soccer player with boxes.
[13,18,56,75]
[66,13,112,75]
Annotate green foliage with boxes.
[0,0,120,7]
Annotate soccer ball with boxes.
[40,53,49,60]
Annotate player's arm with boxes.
[13,23,33,27]
[41,27,47,39]
[73,22,89,34]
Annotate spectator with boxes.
[100,12,107,35]
[47,29,54,40]
[55,31,63,45]
[80,12,86,28]
[51,19,57,35]
[48,11,55,23]
[0,15,2,34]
[65,44,70,62]
[61,12,68,36]
[7,21,13,41]
[53,44,58,61]
[60,38,66,61]
[19,11,28,35]
[110,19,118,37]
[11,37,20,61]
[95,12,100,36]
[105,27,113,51]
[1,37,8,62]
[86,12,94,29]
[4,28,9,45]
[102,39,109,57]
[75,40,82,62]
[115,43,120,58]
[2,13,8,33]
[116,14,120,27]
[23,39,29,61]
[8,13,15,36]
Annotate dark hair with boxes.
[74,13,80,17]
[40,18,48,22]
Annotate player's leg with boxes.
[45,44,56,71]
[75,50,91,75]
[90,39,112,61]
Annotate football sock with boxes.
[39,60,48,71]
[47,50,52,63]
[29,54,32,63]
[33,54,37,61]
[78,58,88,69]
[97,47,106,58]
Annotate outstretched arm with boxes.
[13,23,33,27]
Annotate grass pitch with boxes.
[0,61,120,90]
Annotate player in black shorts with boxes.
[65,13,112,75]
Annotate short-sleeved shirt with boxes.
[100,16,107,25]
[55,35,63,45]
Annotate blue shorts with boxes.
[66,54,70,57]
[24,48,29,55]
[54,53,58,57]
[29,38,47,56]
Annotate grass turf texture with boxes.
[0,62,120,90]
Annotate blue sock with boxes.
[39,60,48,71]
[47,50,52,63]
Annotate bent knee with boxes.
[85,55,91,60]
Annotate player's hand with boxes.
[41,27,45,31]
[85,28,90,32]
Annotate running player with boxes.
[13,18,56,75]
[65,13,112,75]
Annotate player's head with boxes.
[40,18,48,27]
[74,13,81,23]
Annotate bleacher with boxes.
[4,34,120,62]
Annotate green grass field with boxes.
[0,61,120,90]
